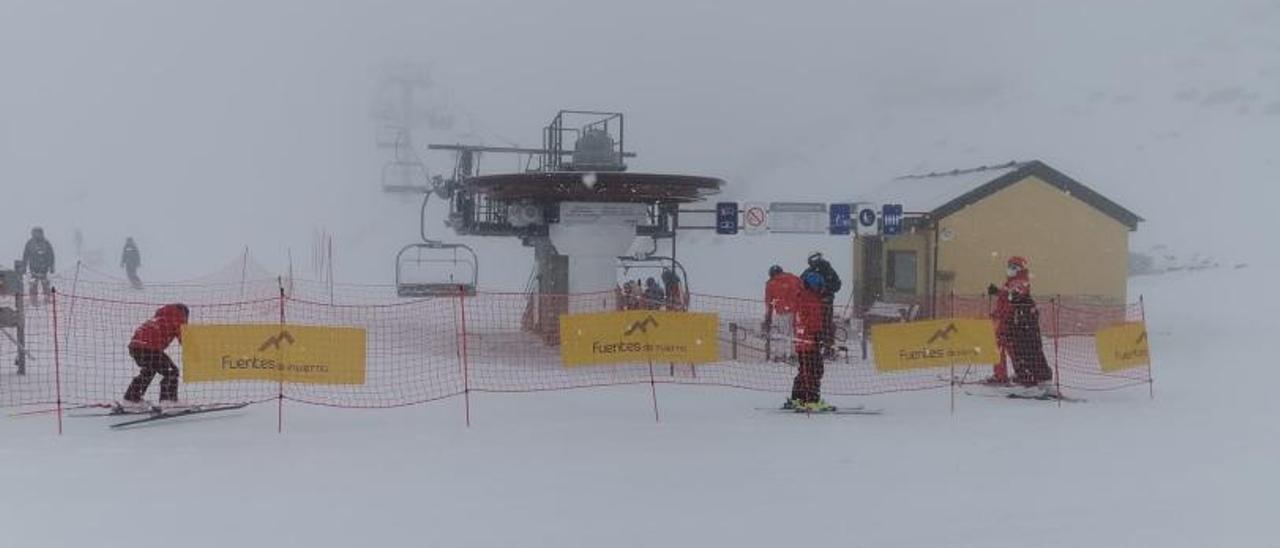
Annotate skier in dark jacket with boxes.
[121,237,143,289]
[118,303,190,412]
[661,268,686,311]
[643,277,665,310]
[21,227,55,305]
[800,252,842,352]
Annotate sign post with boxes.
[882,204,904,236]
[742,202,768,235]
[768,202,828,234]
[829,203,852,235]
[856,203,879,236]
[715,202,738,235]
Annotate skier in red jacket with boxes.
[117,303,189,411]
[763,265,802,360]
[987,257,1053,390]
[785,272,835,412]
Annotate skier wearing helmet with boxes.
[987,256,1054,392]
[785,271,836,412]
[763,265,802,361]
[800,251,842,354]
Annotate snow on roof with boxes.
[864,161,1027,212]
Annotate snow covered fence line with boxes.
[0,282,1153,430]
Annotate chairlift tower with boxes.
[395,110,724,344]
[374,64,433,194]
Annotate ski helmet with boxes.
[807,252,824,266]
[802,271,824,291]
[768,265,783,278]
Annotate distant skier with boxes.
[800,252,842,353]
[785,272,835,412]
[117,303,190,412]
[121,237,143,290]
[988,256,1054,392]
[661,268,687,311]
[763,265,802,361]
[643,277,665,310]
[21,227,55,305]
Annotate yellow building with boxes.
[852,160,1142,314]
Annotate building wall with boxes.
[851,227,931,309]
[936,175,1130,303]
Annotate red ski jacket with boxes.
[129,304,188,351]
[792,289,825,352]
[765,272,802,316]
[992,274,1032,339]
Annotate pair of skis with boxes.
[66,402,251,428]
[754,404,884,416]
[938,374,1086,403]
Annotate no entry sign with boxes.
[743,202,767,235]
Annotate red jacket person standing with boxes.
[118,304,189,411]
[785,272,836,412]
[988,257,1053,389]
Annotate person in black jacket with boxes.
[121,237,143,289]
[21,227,55,305]
[801,252,842,352]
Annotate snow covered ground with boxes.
[0,264,1273,548]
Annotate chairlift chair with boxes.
[616,255,689,294]
[395,243,478,298]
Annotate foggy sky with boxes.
[3,0,1278,297]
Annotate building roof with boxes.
[865,160,1143,230]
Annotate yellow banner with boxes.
[872,318,999,372]
[182,324,366,385]
[1096,322,1150,372]
[559,311,719,367]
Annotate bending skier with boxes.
[117,303,190,412]
[785,272,835,412]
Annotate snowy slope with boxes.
[0,264,1272,548]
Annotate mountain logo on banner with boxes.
[624,316,660,336]
[257,330,296,352]
[926,323,959,344]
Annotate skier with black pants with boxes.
[121,237,143,289]
[785,272,835,412]
[118,303,189,412]
[21,227,55,305]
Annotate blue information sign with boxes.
[882,204,904,235]
[829,203,852,235]
[715,202,739,235]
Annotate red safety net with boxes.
[0,276,1153,415]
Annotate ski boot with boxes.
[798,399,837,413]
[112,399,153,414]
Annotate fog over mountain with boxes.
[3,0,1277,298]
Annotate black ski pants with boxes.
[124,347,179,402]
[790,349,825,403]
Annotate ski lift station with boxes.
[385,110,723,339]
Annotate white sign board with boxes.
[855,203,880,236]
[768,202,828,234]
[742,202,768,235]
[559,202,648,226]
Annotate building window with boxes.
[887,250,918,293]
